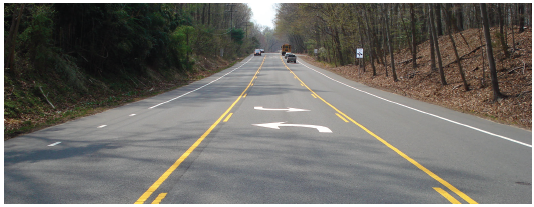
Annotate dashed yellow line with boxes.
[223,113,233,122]
[280,56,477,204]
[433,187,461,204]
[151,193,167,204]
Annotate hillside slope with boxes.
[301,26,531,130]
[4,54,241,140]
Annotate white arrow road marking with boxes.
[252,122,332,133]
[254,106,310,112]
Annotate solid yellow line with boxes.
[134,56,265,204]
[243,93,247,98]
[335,113,349,122]
[433,187,462,204]
[311,94,317,98]
[151,193,168,204]
[281,58,478,204]
[223,113,233,122]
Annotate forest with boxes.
[4,3,267,138]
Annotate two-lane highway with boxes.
[4,53,531,204]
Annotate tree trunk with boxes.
[5,4,25,75]
[431,4,447,85]
[456,3,464,31]
[410,3,417,70]
[518,3,525,33]
[443,4,469,91]
[497,4,510,58]
[480,3,505,101]
[511,3,516,51]
[428,4,437,71]
[357,17,366,73]
[384,4,398,82]
[363,6,376,76]
[435,4,443,36]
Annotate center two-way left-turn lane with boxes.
[157,54,470,204]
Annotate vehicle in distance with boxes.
[254,49,261,56]
[284,52,292,59]
[287,54,297,63]
[260,49,265,53]
[281,44,291,56]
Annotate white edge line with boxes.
[48,142,61,146]
[296,60,532,148]
[148,56,255,109]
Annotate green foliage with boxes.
[231,28,245,44]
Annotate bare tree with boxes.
[430,4,447,85]
[480,3,506,101]
[427,4,437,71]
[410,3,417,70]
[443,4,469,91]
[518,3,525,33]
[384,4,398,81]
[363,5,377,76]
[497,4,510,58]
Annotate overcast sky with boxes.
[247,3,277,29]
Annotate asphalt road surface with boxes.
[4,53,532,204]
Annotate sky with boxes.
[247,3,277,29]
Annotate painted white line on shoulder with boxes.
[97,125,107,128]
[297,60,532,148]
[129,114,136,116]
[148,56,255,109]
[48,142,61,146]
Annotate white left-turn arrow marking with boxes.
[252,122,332,133]
[254,106,310,112]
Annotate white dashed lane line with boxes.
[48,142,61,146]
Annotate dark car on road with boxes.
[287,54,297,63]
[254,49,261,56]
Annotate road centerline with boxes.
[134,55,266,204]
[282,56,478,204]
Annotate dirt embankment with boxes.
[300,27,531,130]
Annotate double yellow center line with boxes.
[282,56,477,204]
[134,56,266,204]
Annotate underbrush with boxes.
[4,54,241,140]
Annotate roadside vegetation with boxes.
[4,3,263,139]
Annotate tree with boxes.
[363,4,377,76]
[430,3,447,85]
[5,4,25,75]
[427,4,437,71]
[497,4,510,58]
[480,3,505,101]
[410,3,417,70]
[384,4,398,81]
[518,3,525,33]
[443,4,469,91]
